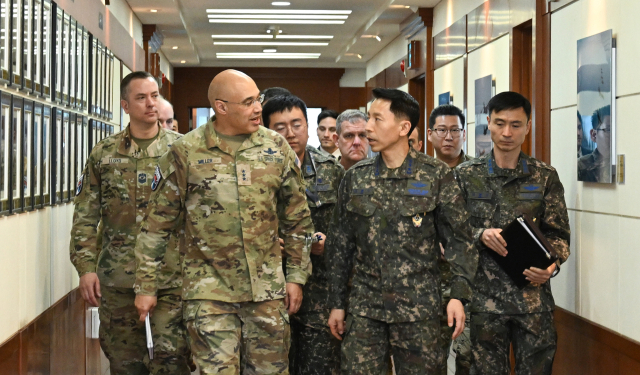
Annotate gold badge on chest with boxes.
[412,214,422,227]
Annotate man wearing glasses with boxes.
[133,69,314,374]
[426,105,475,375]
[578,105,612,182]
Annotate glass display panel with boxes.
[89,36,96,114]
[10,0,22,87]
[62,109,69,201]
[96,42,102,117]
[32,0,40,94]
[53,5,61,102]
[21,0,32,91]
[33,102,41,206]
[41,0,50,97]
[75,24,82,109]
[68,111,76,202]
[75,113,81,185]
[0,92,8,213]
[53,107,60,202]
[81,115,87,164]
[0,0,10,82]
[11,95,22,212]
[42,105,49,205]
[81,29,87,109]
[61,12,69,106]
[69,18,76,107]
[22,99,32,209]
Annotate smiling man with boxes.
[133,70,314,374]
[455,92,570,375]
[326,88,477,374]
[263,95,344,375]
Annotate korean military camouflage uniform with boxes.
[133,122,314,375]
[439,152,475,375]
[455,151,570,375]
[289,146,345,375]
[577,148,606,182]
[326,147,478,375]
[69,125,190,375]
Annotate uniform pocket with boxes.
[346,196,377,216]
[468,199,494,227]
[399,197,437,237]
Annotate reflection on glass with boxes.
[33,103,40,205]
[22,0,32,90]
[11,0,21,85]
[0,0,10,81]
[54,6,61,102]
[42,0,50,96]
[11,98,21,210]
[69,19,76,106]
[75,25,82,108]
[23,100,32,208]
[62,13,69,105]
[32,0,40,92]
[0,94,7,211]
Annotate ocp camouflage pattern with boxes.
[133,121,314,302]
[70,125,182,289]
[454,151,571,314]
[326,147,477,323]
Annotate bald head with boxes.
[208,69,262,135]
[157,98,175,130]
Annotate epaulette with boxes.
[307,146,336,164]
[351,157,376,169]
[526,156,555,171]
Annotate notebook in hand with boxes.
[489,215,558,288]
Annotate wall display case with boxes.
[61,109,69,201]
[0,0,10,83]
[0,92,9,214]
[32,0,41,94]
[10,95,22,212]
[10,0,22,87]
[33,102,46,208]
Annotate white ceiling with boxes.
[125,0,440,68]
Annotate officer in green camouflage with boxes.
[455,92,571,375]
[326,88,478,374]
[263,95,345,375]
[133,69,314,374]
[69,71,190,375]
[424,105,475,375]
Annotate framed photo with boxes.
[22,99,33,210]
[32,0,42,95]
[81,115,88,165]
[33,102,42,207]
[106,49,112,119]
[69,18,76,108]
[21,0,33,92]
[52,106,61,203]
[0,0,10,83]
[75,24,83,109]
[53,4,62,103]
[0,92,9,214]
[42,104,50,205]
[62,12,70,107]
[10,0,23,88]
[41,0,51,98]
[89,35,96,115]
[89,118,96,150]
[96,41,103,117]
[68,111,76,201]
[81,29,88,109]
[62,109,70,201]
[10,95,23,213]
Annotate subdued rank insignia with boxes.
[151,166,162,191]
[237,163,251,185]
[75,174,84,196]
[412,214,422,227]
[305,165,313,175]
[352,187,373,195]
[138,173,147,184]
[469,191,493,200]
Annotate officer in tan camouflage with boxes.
[133,69,314,374]
[69,71,190,374]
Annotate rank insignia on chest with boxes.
[470,191,493,200]
[237,163,251,185]
[151,166,162,191]
[412,214,422,227]
[75,174,84,196]
[138,173,147,184]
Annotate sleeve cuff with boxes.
[450,276,473,302]
[285,267,309,286]
[74,263,97,277]
[134,280,158,296]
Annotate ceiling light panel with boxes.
[206,9,351,14]
[214,42,329,46]
[216,53,321,59]
[275,35,333,39]
[207,14,348,19]
[208,19,344,24]
[271,1,290,5]
[211,34,274,39]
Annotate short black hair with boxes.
[317,109,338,125]
[591,105,611,130]
[121,71,155,101]
[371,88,420,134]
[262,94,308,129]
[428,105,465,129]
[261,87,292,103]
[486,91,531,121]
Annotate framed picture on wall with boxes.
[577,29,615,184]
[10,0,23,88]
[41,0,51,98]
[32,0,42,95]
[69,111,77,201]
[42,104,50,206]
[62,109,70,201]
[62,12,70,107]
[21,0,33,92]
[438,92,451,106]
[81,29,88,110]
[0,0,10,84]
[96,41,102,117]
[53,107,61,203]
[107,50,113,119]
[10,95,23,213]
[69,18,77,108]
[53,4,62,103]
[33,102,43,208]
[75,24,83,109]
[22,99,33,210]
[81,116,88,165]
[474,74,493,158]
[0,91,9,214]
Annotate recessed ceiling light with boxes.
[267,29,272,33]
[263,48,277,53]
[180,60,186,63]
[271,1,290,5]
[172,46,178,49]
[214,41,329,46]
[389,4,411,8]
[207,14,348,19]
[279,30,283,33]
[211,34,274,39]
[150,9,158,12]
[216,53,320,59]
[206,9,352,15]
[361,34,382,41]
[276,35,333,39]
[376,35,381,42]
[209,19,345,24]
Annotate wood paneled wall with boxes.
[0,289,102,375]
[172,67,366,133]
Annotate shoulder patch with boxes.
[151,165,163,191]
[75,174,84,196]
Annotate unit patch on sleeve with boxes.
[151,166,163,191]
[75,174,84,196]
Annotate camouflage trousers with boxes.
[184,299,290,374]
[99,286,191,375]
[341,314,442,375]
[438,301,473,375]
[471,312,556,375]
[289,311,341,375]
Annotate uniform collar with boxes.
[302,148,315,177]
[486,150,532,180]
[205,121,265,154]
[117,123,167,158]
[374,147,418,179]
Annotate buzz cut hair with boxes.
[121,71,156,101]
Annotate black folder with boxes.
[489,215,557,288]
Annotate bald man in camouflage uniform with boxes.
[262,95,345,375]
[134,69,314,374]
[327,88,477,374]
[70,71,190,375]
[455,92,570,375]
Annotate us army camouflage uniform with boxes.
[133,122,314,374]
[326,147,478,375]
[455,151,570,375]
[439,152,475,375]
[69,125,190,375]
[289,146,344,375]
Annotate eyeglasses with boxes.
[432,128,463,138]
[596,127,611,133]
[216,93,265,108]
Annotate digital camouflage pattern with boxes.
[326,147,478,323]
[471,312,556,375]
[99,286,190,375]
[289,145,344,375]
[577,148,605,182]
[341,314,442,374]
[70,125,182,289]
[134,121,314,302]
[438,152,475,375]
[184,299,291,374]
[454,151,571,314]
